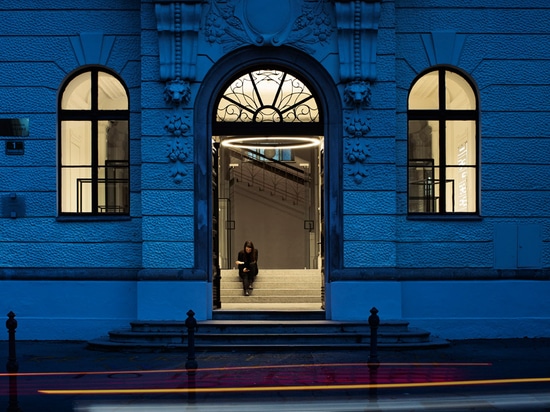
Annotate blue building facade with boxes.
[1,0,549,340]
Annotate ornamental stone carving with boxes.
[334,0,381,82]
[164,114,192,183]
[155,1,202,81]
[344,116,371,184]
[345,115,371,139]
[163,78,192,107]
[167,138,190,183]
[205,0,333,53]
[344,80,371,108]
[164,113,191,137]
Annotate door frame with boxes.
[194,46,343,311]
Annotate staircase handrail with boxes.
[231,148,310,185]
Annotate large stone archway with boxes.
[194,46,343,314]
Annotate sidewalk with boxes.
[1,338,549,379]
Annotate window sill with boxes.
[407,213,482,222]
[56,215,132,222]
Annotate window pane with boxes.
[408,120,441,213]
[445,71,476,110]
[61,121,91,166]
[409,163,440,213]
[445,121,476,167]
[445,120,476,213]
[98,120,129,213]
[409,71,439,109]
[98,167,129,213]
[98,72,128,110]
[445,166,476,212]
[61,167,92,213]
[408,120,439,165]
[61,72,91,110]
[98,120,129,166]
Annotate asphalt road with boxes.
[1,338,550,411]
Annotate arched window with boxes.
[408,67,479,214]
[58,68,130,215]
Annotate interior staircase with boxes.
[218,268,324,310]
[87,269,449,351]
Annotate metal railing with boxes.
[228,149,311,206]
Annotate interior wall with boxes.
[232,184,307,269]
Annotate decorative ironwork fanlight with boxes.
[214,69,323,141]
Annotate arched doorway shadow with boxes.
[194,47,342,315]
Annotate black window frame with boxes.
[407,66,480,216]
[57,66,130,217]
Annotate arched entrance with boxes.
[214,68,323,310]
[194,47,342,318]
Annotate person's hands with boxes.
[243,268,249,272]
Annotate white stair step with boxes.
[221,288,321,298]
[224,296,322,304]
[220,269,323,305]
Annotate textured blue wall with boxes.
[392,0,550,273]
[341,0,398,269]
[0,1,142,271]
[1,0,548,276]
[140,0,196,270]
[0,0,549,339]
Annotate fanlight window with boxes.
[217,69,319,123]
[214,69,322,138]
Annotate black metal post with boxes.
[6,311,18,373]
[185,309,198,373]
[367,307,380,403]
[368,307,380,365]
[6,311,22,412]
[185,309,198,404]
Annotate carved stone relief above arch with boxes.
[204,0,333,53]
[154,0,380,100]
[154,1,380,184]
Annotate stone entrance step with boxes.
[87,317,450,352]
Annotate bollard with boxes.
[368,307,380,365]
[185,309,198,404]
[367,307,380,403]
[185,309,198,373]
[6,311,19,373]
[6,311,22,412]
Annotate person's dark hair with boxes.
[243,240,255,251]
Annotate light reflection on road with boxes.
[74,392,550,411]
[3,362,550,411]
